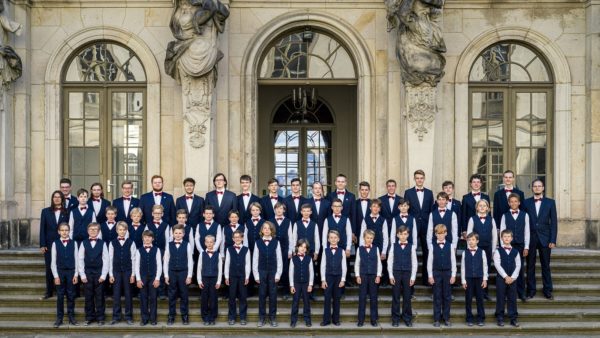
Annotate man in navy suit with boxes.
[435,181,462,239]
[523,179,557,300]
[354,181,372,244]
[493,170,525,226]
[307,182,331,234]
[88,183,112,224]
[284,178,306,223]
[379,179,401,228]
[175,177,205,227]
[403,169,434,285]
[260,178,283,221]
[205,173,238,226]
[139,175,176,225]
[326,174,356,235]
[237,175,260,224]
[112,180,140,223]
[60,178,78,211]
[460,174,490,239]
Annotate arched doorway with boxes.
[256,28,358,196]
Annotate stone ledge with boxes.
[0,219,31,249]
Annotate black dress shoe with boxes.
[68,318,78,326]
[519,296,527,302]
[84,320,92,326]
[290,321,296,328]
[182,316,189,325]
[167,318,174,325]
[357,321,364,327]
[483,294,491,301]
[405,320,413,327]
[110,320,118,325]
[497,320,505,327]
[545,294,554,300]
[257,319,265,327]
[151,321,157,326]
[53,320,62,328]
[140,320,148,326]
[526,294,535,300]
[444,320,451,327]
[371,320,378,327]
[320,321,330,326]
[333,321,341,326]
[40,294,52,300]
[510,320,520,327]
[467,321,473,327]
[477,321,485,326]
[305,321,312,327]
[240,320,247,325]
[98,321,105,326]
[433,321,440,327]
[126,319,133,325]
[392,321,399,327]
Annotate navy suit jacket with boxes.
[379,194,401,226]
[307,197,331,231]
[64,195,78,212]
[237,193,260,224]
[112,196,140,223]
[493,187,525,225]
[403,187,434,231]
[284,195,307,223]
[39,207,69,248]
[326,190,356,221]
[353,198,371,238]
[205,190,238,226]
[523,197,557,247]
[87,198,111,224]
[139,191,176,225]
[176,194,205,227]
[460,192,490,233]
[434,198,462,231]
[260,195,283,221]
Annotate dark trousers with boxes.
[432,269,451,322]
[527,238,553,297]
[43,250,55,297]
[258,271,278,321]
[83,272,105,321]
[201,276,218,322]
[291,282,311,323]
[464,277,485,322]
[168,270,189,318]
[418,228,429,285]
[391,270,412,322]
[512,243,526,298]
[56,269,76,320]
[496,276,517,320]
[358,274,378,323]
[279,247,290,294]
[479,245,493,296]
[323,274,342,324]
[112,270,133,321]
[139,277,158,322]
[228,276,248,320]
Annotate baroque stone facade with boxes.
[0,0,598,248]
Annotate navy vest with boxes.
[292,255,311,284]
[168,240,189,271]
[256,238,279,272]
[227,246,248,278]
[472,215,493,247]
[275,218,291,251]
[111,238,133,272]
[392,215,415,245]
[431,209,453,244]
[183,224,194,243]
[364,216,385,252]
[464,248,484,278]
[54,239,76,270]
[498,248,519,276]
[392,242,413,272]
[72,208,95,242]
[128,224,145,248]
[245,219,263,251]
[324,247,343,276]
[359,246,378,275]
[83,239,104,275]
[100,222,118,246]
[147,221,169,250]
[223,224,246,248]
[326,215,348,249]
[432,242,452,271]
[138,246,158,281]
[295,220,316,254]
[201,251,220,277]
[503,211,526,245]
[198,222,220,251]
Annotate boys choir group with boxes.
[39,169,557,329]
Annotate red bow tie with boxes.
[534,198,542,202]
[314,198,321,202]
[108,222,115,225]
[438,241,445,245]
[263,240,270,245]
[216,191,224,195]
[334,214,341,218]
[388,195,395,199]
[270,196,278,200]
[132,224,140,228]
[401,214,408,218]
[234,245,241,250]
[505,189,513,193]
[337,191,345,195]
[205,222,211,225]
[62,239,69,244]
[153,221,161,225]
[206,250,214,254]
[175,241,182,245]
[89,238,97,242]
[186,196,193,200]
[297,253,305,257]
[504,246,512,250]
[360,198,369,202]
[371,217,378,221]
[330,246,338,250]
[302,220,309,224]
[276,217,283,221]
[400,242,407,246]
[241,193,249,197]
[154,192,162,196]
[439,209,446,213]
[365,245,372,249]
[80,207,87,211]
[472,192,481,196]
[511,210,519,214]
[93,198,101,202]
[252,218,260,222]
[469,248,477,252]
[230,224,237,228]
[54,207,62,211]
[123,197,131,201]
[416,188,424,192]
[480,216,486,220]
[118,237,125,241]
[293,196,300,200]
[144,246,152,249]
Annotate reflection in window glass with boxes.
[469,43,551,83]
[65,42,146,82]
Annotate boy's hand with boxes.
[137,280,143,288]
[345,250,351,257]
[129,276,135,284]
[523,249,529,257]
[313,253,318,261]
[290,286,296,294]
[549,243,556,249]
[288,254,292,259]
[462,231,467,240]
[450,277,455,284]
[375,276,381,284]
[409,279,415,287]
[275,278,280,283]
[199,282,205,289]
[98,277,105,283]
[482,280,487,288]
[255,279,260,285]
[244,278,249,285]
[54,277,61,286]
[462,283,467,289]
[81,277,88,284]
[72,276,78,285]
[109,277,115,284]
[164,277,170,285]
[505,276,513,284]
[152,280,159,288]
[389,278,395,286]
[186,278,192,285]
[225,278,230,286]
[428,277,435,285]
[352,234,357,244]
[338,281,345,288]
[381,254,386,260]
[40,247,47,253]
[321,281,327,289]
[356,277,362,285]
[216,283,221,289]
[308,285,313,292]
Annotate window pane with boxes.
[516,93,531,119]
[128,92,144,119]
[85,120,99,147]
[112,92,127,119]
[533,148,546,174]
[127,148,143,175]
[112,147,125,175]
[84,93,100,119]
[84,147,100,175]
[472,120,487,147]
[486,92,503,119]
[472,93,485,118]
[532,93,547,120]
[112,120,126,147]
[510,64,530,81]
[516,148,531,175]
[69,92,83,119]
[69,120,84,146]
[516,120,530,147]
[69,148,84,175]
[488,120,503,146]
[128,120,143,147]
[531,121,546,147]
[472,148,486,173]
[528,58,550,82]
[64,42,146,82]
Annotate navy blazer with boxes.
[237,193,260,224]
[434,198,462,231]
[39,207,69,248]
[379,194,401,226]
[112,196,140,223]
[64,195,78,212]
[260,195,283,221]
[139,191,176,226]
[205,190,238,226]
[284,195,307,223]
[460,192,490,233]
[493,187,525,226]
[87,198,111,224]
[353,198,371,238]
[326,190,356,222]
[308,197,331,230]
[176,194,205,227]
[523,197,557,247]
[403,187,434,231]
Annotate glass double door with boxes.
[63,87,145,198]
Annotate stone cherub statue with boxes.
[386,0,446,86]
[0,1,22,88]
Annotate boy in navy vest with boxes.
[272,202,293,298]
[194,206,223,255]
[246,202,264,297]
[390,199,418,248]
[135,230,162,326]
[355,229,382,327]
[78,222,108,326]
[289,239,314,328]
[197,234,222,325]
[494,229,521,327]
[223,210,248,255]
[108,222,136,325]
[128,208,147,248]
[500,193,530,301]
[427,192,458,251]
[292,204,321,261]
[100,206,119,244]
[461,232,488,327]
[466,199,497,300]
[174,209,196,251]
[320,230,346,326]
[164,224,193,325]
[427,224,456,327]
[148,204,171,300]
[253,221,283,327]
[359,199,389,286]
[51,223,79,328]
[322,199,352,287]
[69,188,96,244]
[225,230,251,325]
[387,225,417,327]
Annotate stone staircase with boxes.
[0,248,599,335]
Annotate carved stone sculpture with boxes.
[0,1,22,88]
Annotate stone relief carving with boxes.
[405,85,436,141]
[0,1,22,89]
[165,0,229,149]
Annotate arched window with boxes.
[469,42,553,196]
[62,42,146,197]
